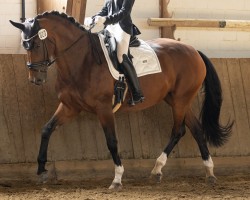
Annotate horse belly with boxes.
[119,72,170,112]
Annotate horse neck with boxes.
[39,16,94,84]
[39,16,88,55]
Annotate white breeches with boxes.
[106,23,130,63]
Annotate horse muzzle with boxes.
[29,77,46,85]
[28,70,47,85]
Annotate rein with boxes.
[88,30,102,65]
[46,34,85,66]
[26,32,85,71]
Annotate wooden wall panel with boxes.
[239,59,250,153]
[212,59,238,156]
[0,55,23,163]
[129,112,143,158]
[0,54,250,164]
[227,59,250,155]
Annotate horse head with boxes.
[10,12,90,86]
[10,16,57,85]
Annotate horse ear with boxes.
[9,20,25,31]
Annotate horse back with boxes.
[147,38,206,85]
[119,38,206,112]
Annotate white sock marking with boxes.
[203,156,215,177]
[151,152,167,175]
[113,165,124,184]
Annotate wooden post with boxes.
[66,0,87,24]
[159,0,176,39]
[66,0,73,15]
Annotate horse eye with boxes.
[23,41,34,50]
[23,41,29,49]
[35,42,41,48]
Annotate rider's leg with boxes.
[121,54,144,104]
[107,24,144,104]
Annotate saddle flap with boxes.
[102,29,119,70]
[129,36,141,47]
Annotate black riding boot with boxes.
[121,54,145,105]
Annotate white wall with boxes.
[168,0,250,58]
[0,0,37,54]
[1,0,250,58]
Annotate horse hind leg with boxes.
[151,103,187,183]
[185,109,217,184]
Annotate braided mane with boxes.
[35,10,86,31]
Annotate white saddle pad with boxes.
[98,34,162,80]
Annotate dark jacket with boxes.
[94,0,140,36]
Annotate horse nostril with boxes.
[29,77,35,83]
[36,79,43,85]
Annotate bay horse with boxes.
[10,11,233,189]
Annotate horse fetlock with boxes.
[205,166,215,178]
[114,165,124,179]
[203,156,215,178]
[151,152,167,175]
[109,182,123,190]
[37,162,47,175]
[37,171,49,184]
[205,175,217,185]
[150,172,163,183]
[151,166,162,176]
[156,173,163,183]
[111,165,124,188]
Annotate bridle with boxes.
[22,24,85,73]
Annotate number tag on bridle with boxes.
[38,29,47,40]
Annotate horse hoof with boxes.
[108,182,123,190]
[37,171,49,184]
[206,176,217,185]
[150,173,162,183]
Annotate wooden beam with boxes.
[159,0,175,39]
[148,18,250,29]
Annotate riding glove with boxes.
[84,17,93,27]
[94,16,106,25]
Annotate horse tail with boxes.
[198,50,234,147]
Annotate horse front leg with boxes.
[97,108,124,190]
[37,116,58,183]
[37,103,79,183]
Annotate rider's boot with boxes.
[121,54,145,105]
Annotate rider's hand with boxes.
[84,17,93,28]
[94,16,106,25]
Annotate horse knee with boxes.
[180,124,186,137]
[41,124,55,140]
[41,118,57,140]
[173,123,186,139]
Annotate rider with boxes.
[85,0,145,105]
